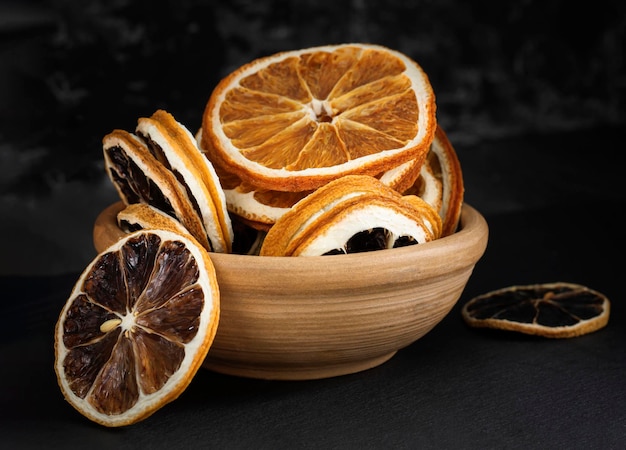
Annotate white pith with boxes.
[296,204,429,256]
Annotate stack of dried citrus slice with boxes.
[198,43,464,238]
[260,175,441,256]
[55,43,469,427]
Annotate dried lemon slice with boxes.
[201,43,437,192]
[260,175,441,256]
[54,229,220,427]
[461,282,610,338]
[103,129,211,251]
[405,125,464,237]
[136,110,233,253]
[411,156,443,218]
[117,203,191,237]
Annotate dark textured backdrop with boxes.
[1,0,624,274]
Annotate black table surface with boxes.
[3,136,626,449]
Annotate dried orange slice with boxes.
[136,110,233,253]
[461,282,610,338]
[402,194,443,240]
[196,128,298,230]
[376,155,424,194]
[289,194,440,256]
[54,229,220,427]
[103,129,211,251]
[259,174,393,256]
[260,175,441,256]
[201,43,437,192]
[405,125,464,237]
[198,128,426,230]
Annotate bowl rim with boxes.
[93,202,488,278]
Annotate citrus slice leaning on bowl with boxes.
[201,43,437,192]
[54,228,220,427]
[461,282,610,338]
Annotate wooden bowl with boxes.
[93,202,488,380]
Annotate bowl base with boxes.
[202,351,398,380]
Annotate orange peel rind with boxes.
[201,43,437,193]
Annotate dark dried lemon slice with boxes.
[461,282,610,338]
[54,229,220,427]
[103,129,211,250]
[136,111,233,253]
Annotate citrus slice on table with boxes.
[201,43,437,192]
[103,129,211,250]
[136,110,233,253]
[54,228,220,427]
[259,175,441,256]
[461,282,610,338]
[404,125,464,237]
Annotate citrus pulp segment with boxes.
[201,43,437,192]
[54,229,220,427]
